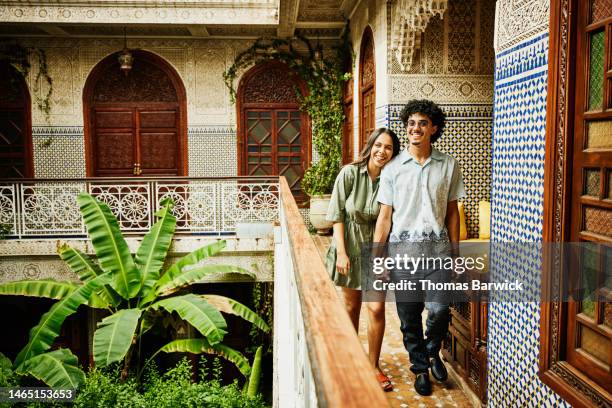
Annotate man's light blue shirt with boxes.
[377,147,465,242]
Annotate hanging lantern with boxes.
[118,48,133,75]
[118,27,133,75]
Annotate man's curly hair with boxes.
[399,99,446,143]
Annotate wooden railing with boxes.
[273,177,388,407]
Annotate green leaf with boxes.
[247,346,263,397]
[14,274,111,370]
[156,265,254,297]
[201,295,269,332]
[23,349,85,389]
[77,193,140,300]
[149,294,227,345]
[59,244,122,307]
[93,309,142,367]
[154,240,226,289]
[0,280,77,300]
[58,244,104,281]
[154,338,250,377]
[135,203,176,299]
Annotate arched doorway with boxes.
[83,50,187,177]
[0,63,32,178]
[359,27,375,150]
[237,61,310,202]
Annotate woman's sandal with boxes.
[376,371,393,392]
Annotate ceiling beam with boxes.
[37,25,69,36]
[186,25,210,37]
[277,0,300,38]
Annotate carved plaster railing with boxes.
[391,0,447,71]
[0,177,279,238]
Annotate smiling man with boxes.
[373,99,465,396]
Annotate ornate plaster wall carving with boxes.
[389,75,494,104]
[0,3,278,25]
[390,0,447,71]
[494,0,550,53]
[18,37,246,127]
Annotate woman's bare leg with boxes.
[367,301,386,369]
[342,287,362,331]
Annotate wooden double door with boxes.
[85,50,187,178]
[243,109,306,198]
[91,105,181,177]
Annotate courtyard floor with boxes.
[311,235,476,408]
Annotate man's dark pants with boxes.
[393,267,450,375]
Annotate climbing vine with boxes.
[223,31,352,195]
[0,42,53,120]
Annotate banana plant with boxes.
[0,193,270,388]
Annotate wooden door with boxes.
[92,106,179,177]
[342,53,355,164]
[238,61,310,203]
[0,63,32,178]
[564,2,611,392]
[360,27,376,150]
[84,50,187,177]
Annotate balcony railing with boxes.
[274,177,388,407]
[0,177,279,238]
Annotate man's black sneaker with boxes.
[414,372,432,396]
[430,356,448,382]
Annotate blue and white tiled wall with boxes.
[488,29,570,408]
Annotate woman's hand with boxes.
[336,252,351,275]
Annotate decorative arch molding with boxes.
[359,26,375,150]
[236,60,311,202]
[391,0,448,71]
[83,50,188,177]
[0,63,33,178]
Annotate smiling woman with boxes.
[324,127,400,392]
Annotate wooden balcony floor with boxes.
[311,235,474,408]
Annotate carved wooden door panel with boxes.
[86,51,186,177]
[360,27,376,150]
[0,64,31,178]
[245,109,305,199]
[92,107,179,177]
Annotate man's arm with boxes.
[445,200,460,256]
[374,204,393,244]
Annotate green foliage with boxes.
[22,349,86,389]
[247,283,273,356]
[223,31,351,195]
[0,353,18,388]
[0,194,267,388]
[73,366,146,408]
[0,223,12,240]
[246,346,263,397]
[0,42,53,120]
[139,358,268,408]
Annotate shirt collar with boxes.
[400,147,444,164]
[359,163,380,180]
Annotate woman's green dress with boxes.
[325,164,380,289]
